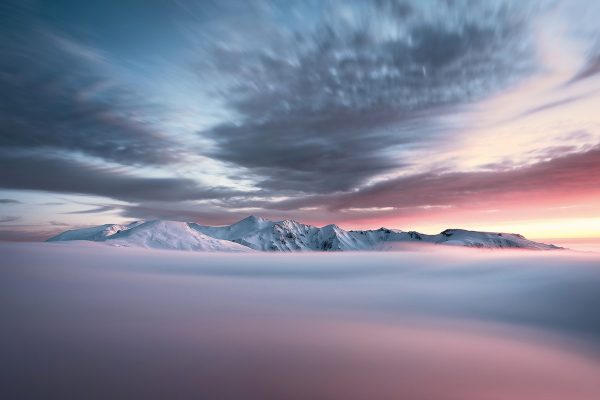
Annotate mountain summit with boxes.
[47,216,562,252]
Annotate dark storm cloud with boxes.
[0,152,247,203]
[200,0,534,193]
[0,29,178,167]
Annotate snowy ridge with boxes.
[193,217,322,251]
[49,220,252,252]
[47,221,143,242]
[47,216,562,252]
[429,229,559,250]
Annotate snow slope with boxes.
[47,221,143,242]
[48,220,252,252]
[349,227,560,250]
[194,218,373,251]
[48,216,562,252]
[428,229,561,250]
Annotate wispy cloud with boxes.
[0,32,179,167]
[0,153,250,202]
[0,216,21,223]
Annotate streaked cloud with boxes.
[0,0,599,238]
[200,0,534,193]
[0,152,249,202]
[0,32,179,166]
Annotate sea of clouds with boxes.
[2,243,600,399]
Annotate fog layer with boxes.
[2,243,600,399]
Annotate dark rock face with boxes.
[320,239,334,251]
[408,231,422,240]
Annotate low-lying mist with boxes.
[2,243,600,399]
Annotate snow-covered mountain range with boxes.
[47,216,562,252]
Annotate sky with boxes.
[1,0,600,242]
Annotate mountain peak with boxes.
[238,215,265,224]
[276,219,307,228]
[47,217,563,252]
[321,223,342,231]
